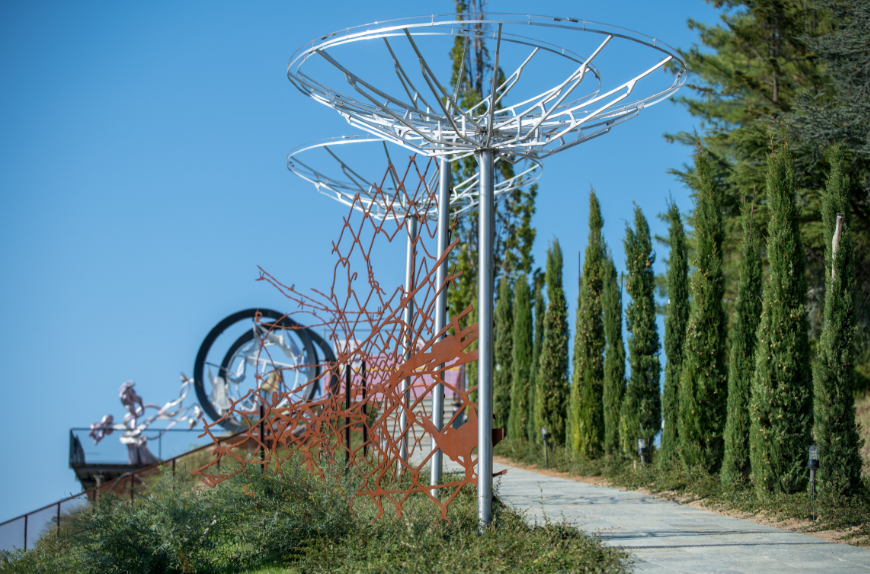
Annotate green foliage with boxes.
[678,148,728,472]
[494,275,514,430]
[602,258,626,457]
[0,461,630,574]
[659,201,689,466]
[535,240,570,445]
[528,272,545,442]
[570,190,607,457]
[68,475,233,573]
[813,145,865,496]
[620,207,661,458]
[750,141,813,495]
[668,2,825,265]
[789,0,870,350]
[721,198,764,485]
[508,274,534,440]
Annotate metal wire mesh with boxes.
[0,516,25,552]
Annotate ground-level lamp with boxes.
[808,445,819,521]
[541,427,550,470]
[637,438,648,466]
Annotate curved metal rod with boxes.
[286,13,687,160]
[286,135,542,220]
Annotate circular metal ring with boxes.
[193,309,324,432]
[287,13,687,161]
[287,134,542,220]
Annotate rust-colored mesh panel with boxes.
[194,155,479,521]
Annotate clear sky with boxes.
[0,0,719,520]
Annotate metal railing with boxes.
[0,492,89,553]
[1,428,244,553]
[69,427,217,466]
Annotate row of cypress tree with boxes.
[492,140,864,497]
[494,193,661,458]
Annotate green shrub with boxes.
[0,460,629,573]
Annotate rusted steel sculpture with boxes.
[194,155,480,520]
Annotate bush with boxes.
[1,460,630,573]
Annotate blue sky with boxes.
[0,0,719,520]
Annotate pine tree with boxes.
[659,201,689,466]
[619,207,662,458]
[535,241,570,445]
[528,273,545,441]
[667,1,829,319]
[508,273,533,440]
[602,257,625,457]
[570,191,607,456]
[749,141,813,495]
[493,275,514,430]
[721,198,763,484]
[678,149,728,471]
[812,145,864,496]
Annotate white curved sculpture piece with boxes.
[287,135,541,220]
[90,377,203,465]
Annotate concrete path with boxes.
[457,459,870,573]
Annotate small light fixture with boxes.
[541,427,550,469]
[637,438,648,466]
[808,445,819,521]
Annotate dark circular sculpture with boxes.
[193,308,336,432]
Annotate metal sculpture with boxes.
[192,309,337,433]
[195,155,481,521]
[287,135,539,489]
[286,13,687,525]
[90,377,203,465]
[287,135,541,220]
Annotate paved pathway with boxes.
[454,459,870,573]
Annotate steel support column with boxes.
[477,150,494,528]
[430,158,451,488]
[399,214,418,464]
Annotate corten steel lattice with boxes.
[194,155,481,520]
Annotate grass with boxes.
[0,457,630,574]
[494,437,870,546]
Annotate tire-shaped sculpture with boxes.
[194,309,324,432]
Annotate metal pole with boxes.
[362,360,368,457]
[477,150,495,529]
[259,401,265,474]
[399,215,417,465]
[431,158,450,488]
[345,362,351,469]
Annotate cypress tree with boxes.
[812,145,864,496]
[721,197,763,484]
[749,141,813,495]
[508,274,533,440]
[528,273,545,441]
[493,276,514,430]
[619,207,662,458]
[535,240,570,445]
[659,200,689,466]
[678,149,728,471]
[602,257,625,457]
[570,191,607,456]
